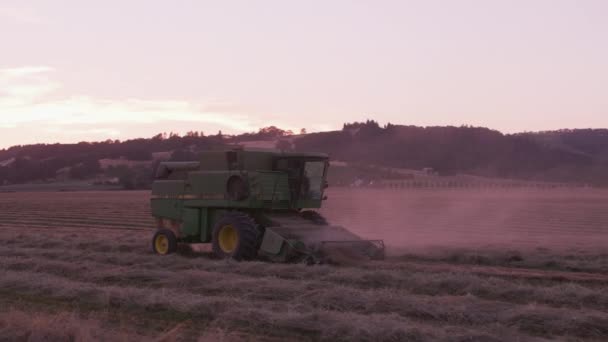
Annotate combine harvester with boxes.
[150,148,384,263]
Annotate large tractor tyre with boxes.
[152,229,178,255]
[212,211,260,261]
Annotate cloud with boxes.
[0,66,54,77]
[0,6,42,24]
[0,66,59,101]
[43,126,122,137]
[0,122,17,129]
[4,96,258,131]
[0,66,278,147]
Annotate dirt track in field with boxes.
[0,189,607,341]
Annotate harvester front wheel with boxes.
[152,229,178,255]
[212,212,260,260]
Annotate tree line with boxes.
[296,121,608,186]
[1,123,608,188]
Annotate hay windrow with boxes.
[0,189,607,341]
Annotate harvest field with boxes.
[1,189,608,341]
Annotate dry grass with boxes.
[0,309,143,341]
[0,190,607,341]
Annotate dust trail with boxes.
[319,188,608,256]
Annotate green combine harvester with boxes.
[150,148,385,263]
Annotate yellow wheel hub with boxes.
[155,234,169,255]
[218,225,239,253]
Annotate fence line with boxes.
[347,181,590,190]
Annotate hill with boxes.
[296,121,608,186]
[1,123,608,189]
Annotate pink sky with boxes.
[0,0,607,148]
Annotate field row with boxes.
[1,190,608,340]
[1,227,608,341]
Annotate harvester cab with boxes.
[150,148,385,263]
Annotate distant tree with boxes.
[258,126,291,139]
[186,131,200,138]
[300,128,307,135]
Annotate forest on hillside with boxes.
[296,121,608,186]
[1,122,608,188]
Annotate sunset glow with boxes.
[1,0,607,148]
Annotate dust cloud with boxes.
[319,188,608,256]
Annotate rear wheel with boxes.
[152,229,178,255]
[212,212,260,260]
